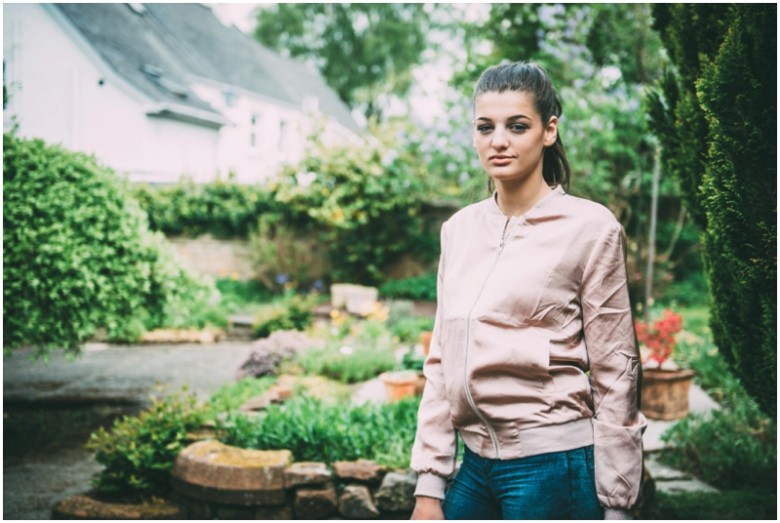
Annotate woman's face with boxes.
[472,90,558,186]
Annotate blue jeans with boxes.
[442,445,603,520]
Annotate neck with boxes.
[494,177,553,217]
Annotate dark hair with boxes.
[473,61,571,192]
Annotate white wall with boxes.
[3,4,220,184]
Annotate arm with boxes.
[580,222,647,512]
[410,222,458,503]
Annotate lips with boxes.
[490,155,514,165]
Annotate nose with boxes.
[491,126,509,148]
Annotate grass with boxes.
[641,489,777,520]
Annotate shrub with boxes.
[388,316,435,344]
[252,294,319,339]
[297,344,397,384]
[3,133,209,354]
[274,134,433,285]
[131,176,277,239]
[85,393,207,500]
[248,215,331,292]
[650,4,776,418]
[206,377,277,414]
[220,394,420,468]
[660,402,776,490]
[379,273,437,302]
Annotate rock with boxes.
[239,395,271,412]
[51,494,185,520]
[285,462,332,488]
[294,483,338,520]
[332,460,385,483]
[255,505,294,519]
[374,470,417,513]
[171,440,291,506]
[339,485,380,519]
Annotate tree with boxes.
[254,3,429,121]
[649,4,777,418]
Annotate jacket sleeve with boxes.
[581,222,647,510]
[410,221,458,500]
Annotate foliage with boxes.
[214,278,275,308]
[85,393,207,500]
[660,401,776,490]
[220,394,420,468]
[3,133,211,354]
[640,489,776,520]
[657,306,776,492]
[131,176,277,239]
[254,4,430,121]
[649,4,776,418]
[379,273,437,302]
[252,294,319,339]
[297,344,397,384]
[635,309,683,366]
[206,377,277,415]
[248,215,330,293]
[273,128,433,285]
[388,316,435,345]
[400,349,425,372]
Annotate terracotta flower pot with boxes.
[419,331,433,357]
[379,371,419,402]
[641,368,695,420]
[414,372,427,395]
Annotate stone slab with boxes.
[339,484,380,519]
[332,460,384,483]
[173,440,292,491]
[655,479,719,494]
[171,476,286,507]
[285,462,332,488]
[51,494,185,520]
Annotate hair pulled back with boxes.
[474,62,571,192]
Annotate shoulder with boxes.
[440,196,493,233]
[559,192,623,236]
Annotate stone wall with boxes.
[170,440,417,520]
[167,235,255,280]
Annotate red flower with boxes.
[635,309,683,365]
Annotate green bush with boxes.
[252,294,319,339]
[206,377,277,414]
[85,393,207,500]
[380,273,437,302]
[388,316,435,344]
[131,176,277,239]
[297,345,397,384]
[650,4,776,418]
[273,134,434,285]
[221,394,420,468]
[660,402,776,490]
[3,133,209,354]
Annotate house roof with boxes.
[54,3,359,132]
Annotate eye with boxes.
[476,124,493,134]
[510,123,528,133]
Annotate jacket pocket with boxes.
[469,321,552,386]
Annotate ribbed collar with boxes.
[486,184,566,218]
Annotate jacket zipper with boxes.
[462,216,520,459]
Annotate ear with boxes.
[544,116,558,147]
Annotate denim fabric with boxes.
[442,445,604,520]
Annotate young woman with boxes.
[410,62,646,520]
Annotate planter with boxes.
[641,368,695,420]
[419,331,433,357]
[414,372,426,396]
[379,371,419,402]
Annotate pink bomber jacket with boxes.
[411,185,647,510]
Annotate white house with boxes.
[2,3,361,184]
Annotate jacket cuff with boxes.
[604,508,633,520]
[414,472,447,500]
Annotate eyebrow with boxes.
[475,114,532,123]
